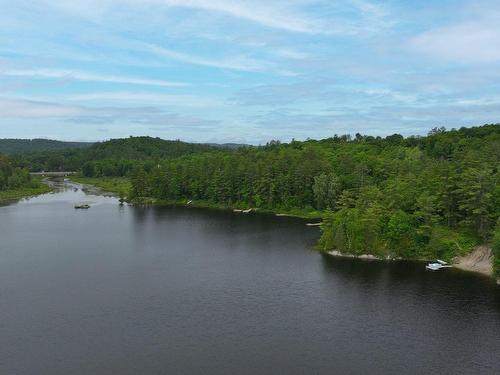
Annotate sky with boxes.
[1,0,500,144]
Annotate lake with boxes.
[1,182,499,374]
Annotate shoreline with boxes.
[326,247,499,283]
[68,176,130,197]
[64,177,311,219]
[68,177,321,220]
[133,198,321,220]
[326,250,388,261]
[452,246,494,277]
[0,180,53,204]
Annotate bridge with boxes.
[30,171,77,177]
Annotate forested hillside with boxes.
[12,136,220,172]
[0,139,91,154]
[130,125,500,264]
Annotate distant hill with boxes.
[11,136,226,172]
[0,137,247,157]
[0,139,92,154]
[85,136,217,160]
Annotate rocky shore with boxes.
[327,250,392,260]
[453,245,493,277]
[328,246,499,284]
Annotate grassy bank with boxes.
[0,182,53,203]
[69,176,131,196]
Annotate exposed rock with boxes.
[327,250,380,260]
[453,245,493,276]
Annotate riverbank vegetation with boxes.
[0,154,52,202]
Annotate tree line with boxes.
[128,125,500,264]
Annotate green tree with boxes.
[456,167,494,237]
[313,173,341,210]
[130,166,148,199]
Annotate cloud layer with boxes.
[1,0,499,143]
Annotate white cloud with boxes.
[159,0,319,34]
[160,0,391,35]
[48,0,322,34]
[0,96,218,129]
[145,44,272,72]
[47,0,388,36]
[350,0,389,20]
[363,88,418,105]
[2,69,188,87]
[271,48,309,60]
[0,97,83,118]
[410,21,500,63]
[68,92,225,107]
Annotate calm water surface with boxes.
[1,183,499,374]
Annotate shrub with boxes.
[427,227,477,261]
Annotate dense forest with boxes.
[126,125,500,268]
[0,138,91,154]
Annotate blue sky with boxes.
[1,0,500,144]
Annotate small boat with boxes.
[426,263,442,271]
[186,200,193,205]
[306,222,322,226]
[425,260,452,271]
[74,204,90,209]
[242,208,253,213]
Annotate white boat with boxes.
[426,263,442,271]
[426,260,452,271]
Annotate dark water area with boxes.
[1,183,499,374]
